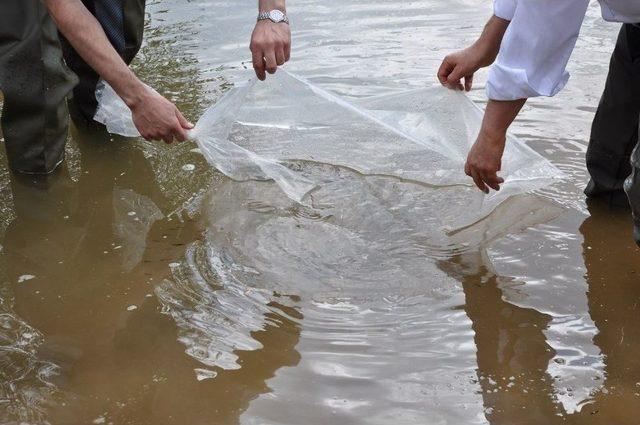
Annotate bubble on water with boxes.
[182,163,196,172]
[18,274,36,283]
[126,305,138,311]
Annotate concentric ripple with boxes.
[157,163,562,422]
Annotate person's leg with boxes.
[0,0,78,174]
[624,123,640,247]
[60,0,146,123]
[585,24,640,206]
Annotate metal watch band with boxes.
[257,10,289,24]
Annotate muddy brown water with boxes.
[1,1,640,424]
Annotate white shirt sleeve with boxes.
[493,0,517,20]
[486,0,590,101]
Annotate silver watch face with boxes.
[269,10,285,22]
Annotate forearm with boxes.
[473,15,510,67]
[480,98,526,140]
[258,0,286,12]
[44,0,146,108]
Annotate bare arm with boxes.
[250,0,291,80]
[44,0,193,143]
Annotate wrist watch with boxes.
[258,10,289,24]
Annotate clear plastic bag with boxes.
[94,79,145,138]
[94,71,563,228]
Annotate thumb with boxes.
[176,109,194,129]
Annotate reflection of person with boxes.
[2,126,301,423]
[441,206,640,423]
[440,253,563,424]
[4,128,169,353]
[577,202,640,422]
[0,0,290,173]
[437,2,640,244]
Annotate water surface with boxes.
[1,1,639,424]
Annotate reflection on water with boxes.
[0,127,301,424]
[453,203,640,425]
[1,0,640,424]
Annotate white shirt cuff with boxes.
[486,62,570,100]
[493,0,517,20]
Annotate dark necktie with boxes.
[95,0,126,54]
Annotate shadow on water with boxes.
[438,201,640,425]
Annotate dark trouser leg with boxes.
[624,124,640,246]
[0,1,78,174]
[585,24,640,206]
[60,0,146,123]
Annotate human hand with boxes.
[464,98,525,193]
[438,43,496,92]
[464,127,506,193]
[129,86,194,144]
[437,15,509,91]
[250,19,291,80]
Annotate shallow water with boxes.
[1,1,639,424]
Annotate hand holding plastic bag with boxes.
[94,80,194,143]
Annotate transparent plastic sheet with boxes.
[93,71,564,229]
[94,80,144,138]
